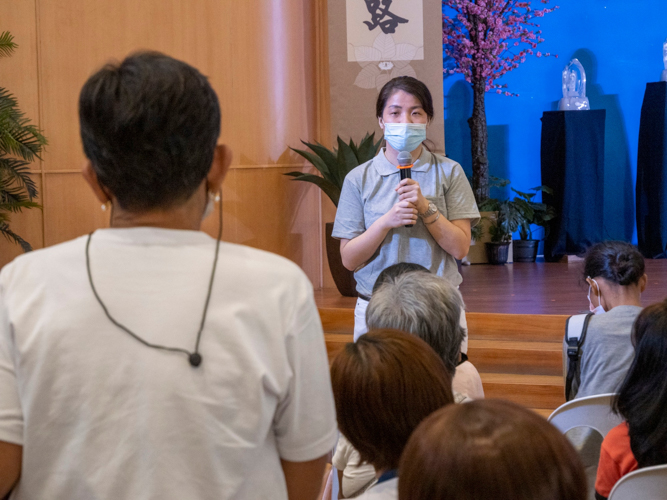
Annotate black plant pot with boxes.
[485,242,511,265]
[325,222,358,297]
[513,239,540,263]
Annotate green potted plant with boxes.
[511,186,555,262]
[478,179,555,264]
[0,31,45,252]
[479,196,517,265]
[285,133,381,296]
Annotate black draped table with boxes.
[540,110,606,261]
[637,82,667,258]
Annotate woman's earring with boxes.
[101,201,110,212]
[214,192,221,203]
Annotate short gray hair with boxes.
[366,272,464,375]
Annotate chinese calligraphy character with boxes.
[363,0,408,35]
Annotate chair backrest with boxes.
[547,393,623,437]
[608,464,667,500]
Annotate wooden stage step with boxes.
[319,307,567,415]
[480,373,564,410]
[468,340,562,376]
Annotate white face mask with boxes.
[587,277,605,315]
[383,123,427,153]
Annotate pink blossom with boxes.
[443,0,558,97]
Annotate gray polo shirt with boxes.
[332,149,479,296]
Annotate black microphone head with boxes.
[189,353,202,367]
[397,151,412,167]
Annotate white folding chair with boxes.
[547,393,623,437]
[608,463,667,500]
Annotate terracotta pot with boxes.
[485,241,511,265]
[513,239,539,262]
[325,222,358,297]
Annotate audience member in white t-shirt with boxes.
[0,52,336,500]
[399,400,587,500]
[330,330,454,500]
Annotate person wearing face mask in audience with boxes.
[332,76,480,342]
[564,241,647,401]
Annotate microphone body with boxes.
[397,151,414,228]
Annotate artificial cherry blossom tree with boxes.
[443,0,558,203]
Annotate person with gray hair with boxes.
[366,271,484,400]
[333,271,484,498]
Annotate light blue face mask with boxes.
[383,123,427,153]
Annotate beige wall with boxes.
[0,0,336,289]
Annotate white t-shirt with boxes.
[332,434,377,497]
[0,228,337,500]
[453,360,485,400]
[355,477,398,500]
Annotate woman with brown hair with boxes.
[398,400,587,500]
[331,329,454,499]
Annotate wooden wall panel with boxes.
[0,0,332,288]
[43,173,109,245]
[37,0,320,172]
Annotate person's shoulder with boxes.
[345,156,379,183]
[602,422,631,456]
[591,306,643,329]
[1,236,87,287]
[428,152,466,176]
[219,242,311,286]
[356,478,398,500]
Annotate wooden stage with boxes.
[315,260,667,315]
[315,260,667,416]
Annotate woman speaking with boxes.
[332,76,479,339]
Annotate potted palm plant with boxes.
[0,31,45,252]
[285,133,381,296]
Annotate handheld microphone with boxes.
[397,151,414,228]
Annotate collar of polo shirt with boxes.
[373,148,432,177]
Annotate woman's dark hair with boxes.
[399,400,587,500]
[330,329,453,472]
[583,241,645,286]
[372,262,429,293]
[376,76,434,121]
[79,51,221,211]
[613,299,667,468]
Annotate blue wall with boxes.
[443,0,667,243]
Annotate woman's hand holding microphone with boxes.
[381,178,429,229]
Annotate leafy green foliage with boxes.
[478,177,556,243]
[0,32,46,252]
[0,32,17,58]
[285,133,382,207]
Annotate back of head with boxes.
[399,400,587,500]
[366,272,464,375]
[79,51,221,211]
[614,298,667,467]
[372,262,430,294]
[330,329,453,471]
[583,241,645,286]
